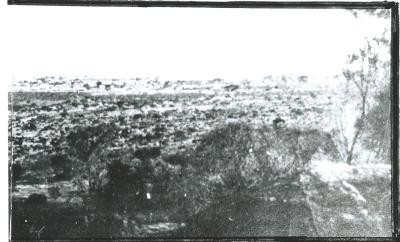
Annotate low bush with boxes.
[177,122,339,218]
[162,153,188,167]
[134,147,161,160]
[50,154,72,181]
[11,163,23,189]
[85,147,175,212]
[25,193,47,207]
[361,85,390,162]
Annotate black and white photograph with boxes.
[5,4,397,240]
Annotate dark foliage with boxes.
[23,119,37,131]
[66,123,116,163]
[162,153,188,167]
[25,193,47,207]
[177,122,339,221]
[11,163,23,188]
[273,117,286,129]
[90,147,159,211]
[50,154,72,181]
[134,147,161,160]
[224,84,239,92]
[362,85,390,162]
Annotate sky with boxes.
[1,7,391,82]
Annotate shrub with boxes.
[163,153,188,167]
[23,120,37,131]
[179,122,339,217]
[65,123,117,192]
[11,163,23,190]
[50,154,72,181]
[134,147,161,160]
[66,123,117,163]
[25,193,47,207]
[361,85,390,162]
[87,148,164,211]
[48,186,61,199]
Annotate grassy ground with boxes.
[302,160,391,237]
[9,77,392,238]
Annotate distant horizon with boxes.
[10,73,344,89]
[4,8,390,84]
